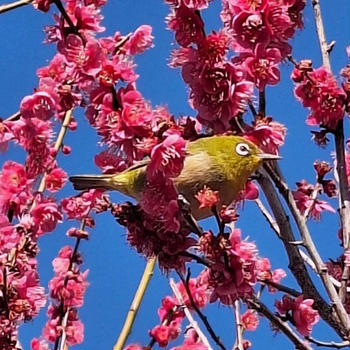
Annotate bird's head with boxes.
[204,135,281,179]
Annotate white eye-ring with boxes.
[235,142,250,156]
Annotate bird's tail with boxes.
[69,174,115,191]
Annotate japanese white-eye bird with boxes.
[70,135,280,220]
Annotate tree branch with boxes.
[177,251,211,267]
[306,336,350,349]
[53,0,76,32]
[178,195,204,237]
[259,90,266,116]
[169,278,213,350]
[233,300,244,350]
[4,111,21,121]
[310,0,350,305]
[37,109,73,194]
[310,0,331,71]
[247,296,314,350]
[255,195,350,291]
[0,0,32,14]
[254,198,281,237]
[113,257,157,350]
[54,222,84,350]
[259,279,301,297]
[263,164,350,334]
[257,168,348,337]
[177,271,226,350]
[334,122,350,303]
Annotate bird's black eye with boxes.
[235,142,250,156]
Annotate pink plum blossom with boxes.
[125,25,154,55]
[45,167,68,192]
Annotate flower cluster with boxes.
[61,188,110,222]
[199,228,258,304]
[168,27,253,132]
[313,160,337,197]
[127,328,208,350]
[221,0,305,57]
[292,179,336,220]
[165,0,304,133]
[149,275,209,348]
[1,0,121,346]
[275,295,320,336]
[170,328,208,350]
[0,161,63,344]
[241,309,259,331]
[0,249,46,348]
[244,115,286,155]
[2,0,346,348]
[292,61,346,129]
[195,186,220,209]
[256,257,286,293]
[32,246,88,348]
[111,201,196,271]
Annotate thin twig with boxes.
[334,121,350,302]
[113,33,132,55]
[256,284,265,299]
[0,0,32,14]
[6,110,73,267]
[310,0,331,71]
[177,271,226,350]
[287,55,299,67]
[169,278,213,350]
[53,0,76,32]
[54,223,84,350]
[259,279,301,297]
[59,310,70,350]
[306,336,350,349]
[178,251,211,267]
[247,296,314,350]
[258,90,266,116]
[254,198,280,237]
[297,250,350,292]
[113,257,157,350]
[178,195,203,236]
[248,103,257,117]
[37,109,73,194]
[212,206,224,235]
[4,111,21,122]
[233,300,244,350]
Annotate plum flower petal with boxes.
[195,186,220,209]
[45,167,68,192]
[20,92,57,121]
[147,134,187,179]
[241,310,259,331]
[125,25,154,55]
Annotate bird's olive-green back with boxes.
[112,136,263,219]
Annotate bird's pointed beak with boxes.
[258,153,282,161]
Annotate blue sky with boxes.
[1,0,349,349]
